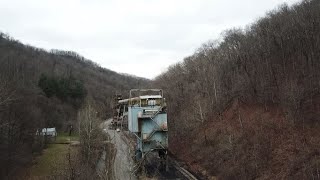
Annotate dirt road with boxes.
[102,119,137,180]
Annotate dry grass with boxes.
[30,144,69,176]
[29,133,79,177]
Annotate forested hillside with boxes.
[0,33,149,177]
[154,0,320,179]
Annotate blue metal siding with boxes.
[139,113,168,153]
[128,107,142,132]
[128,103,168,153]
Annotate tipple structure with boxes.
[111,89,168,173]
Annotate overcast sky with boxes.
[0,0,300,79]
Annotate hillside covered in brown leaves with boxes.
[154,0,320,179]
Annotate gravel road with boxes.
[102,119,137,180]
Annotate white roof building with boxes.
[39,127,57,137]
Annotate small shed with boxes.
[40,127,57,137]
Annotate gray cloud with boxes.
[0,0,301,79]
